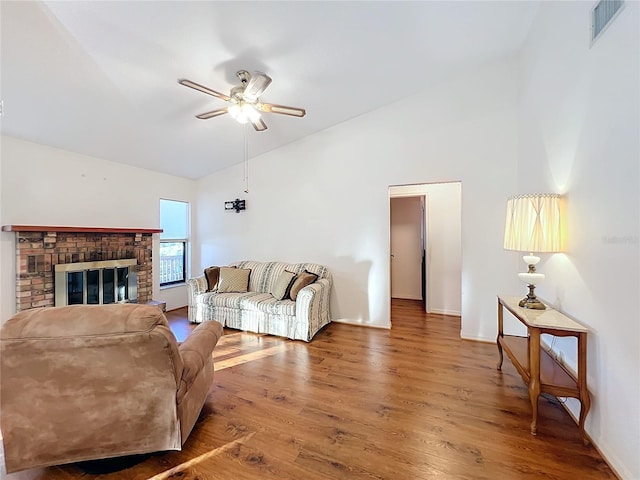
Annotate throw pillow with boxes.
[289,270,318,301]
[217,267,251,293]
[204,266,220,291]
[270,270,297,301]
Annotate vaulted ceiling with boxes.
[1,1,539,179]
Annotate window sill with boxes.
[160,283,186,290]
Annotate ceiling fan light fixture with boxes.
[229,102,261,124]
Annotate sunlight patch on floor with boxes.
[212,345,243,357]
[147,433,255,480]
[214,344,293,371]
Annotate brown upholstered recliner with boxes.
[0,303,223,473]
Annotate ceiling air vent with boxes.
[591,0,624,44]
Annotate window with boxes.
[159,199,189,286]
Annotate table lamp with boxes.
[503,194,563,310]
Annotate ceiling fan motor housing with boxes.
[236,70,251,85]
[230,85,246,101]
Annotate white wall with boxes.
[0,146,3,319]
[426,183,462,315]
[195,57,518,333]
[390,196,423,301]
[516,2,639,478]
[0,136,197,319]
[390,182,462,316]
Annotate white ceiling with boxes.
[0,1,539,180]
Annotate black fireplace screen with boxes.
[55,260,138,307]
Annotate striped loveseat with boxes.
[187,261,332,342]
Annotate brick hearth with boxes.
[4,226,161,312]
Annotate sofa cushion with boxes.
[218,267,251,293]
[204,266,221,291]
[289,270,318,300]
[270,270,297,301]
[241,295,297,316]
[199,291,264,309]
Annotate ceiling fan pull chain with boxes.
[244,124,249,194]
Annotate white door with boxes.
[390,196,424,301]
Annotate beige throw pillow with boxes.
[289,270,318,301]
[270,271,297,301]
[217,267,251,293]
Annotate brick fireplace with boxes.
[2,226,162,312]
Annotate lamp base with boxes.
[518,284,546,310]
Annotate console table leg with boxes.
[528,330,541,435]
[528,384,540,435]
[497,301,504,370]
[579,392,591,445]
[577,331,591,446]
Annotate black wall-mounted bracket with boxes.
[224,198,246,213]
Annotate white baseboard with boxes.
[556,399,626,480]
[461,334,495,344]
[391,295,422,301]
[429,308,461,317]
[331,318,391,329]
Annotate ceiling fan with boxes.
[178,70,306,132]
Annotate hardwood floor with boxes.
[3,299,616,479]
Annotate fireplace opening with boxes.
[55,259,138,307]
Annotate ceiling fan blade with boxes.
[243,72,272,102]
[251,116,268,132]
[260,103,306,118]
[196,107,229,119]
[178,79,231,101]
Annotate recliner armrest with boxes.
[177,320,223,400]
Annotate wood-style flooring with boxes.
[3,299,616,479]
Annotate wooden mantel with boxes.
[2,225,163,234]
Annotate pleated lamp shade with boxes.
[504,194,563,253]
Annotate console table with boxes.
[496,295,591,444]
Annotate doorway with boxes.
[389,182,462,319]
[390,196,426,306]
